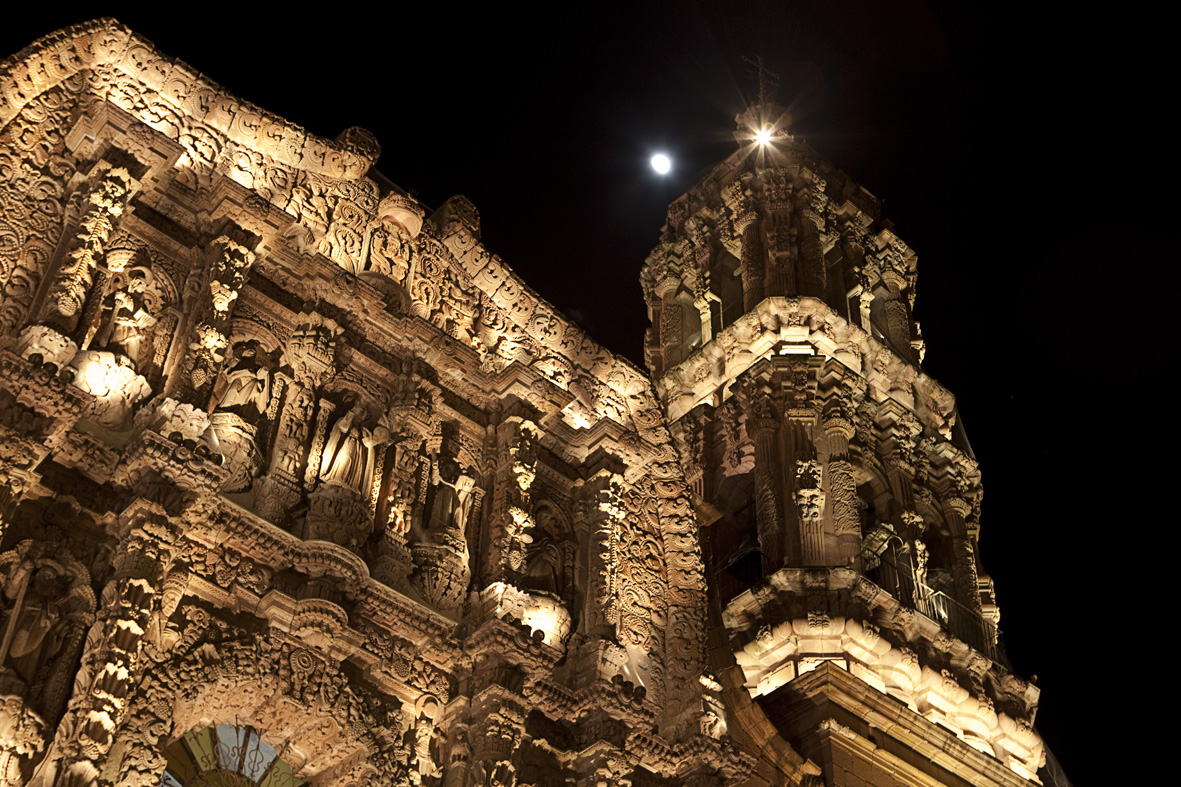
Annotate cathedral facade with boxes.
[0,20,1045,787]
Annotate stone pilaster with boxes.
[736,213,765,311]
[824,410,861,567]
[485,418,539,582]
[764,168,796,298]
[744,387,785,570]
[794,202,826,299]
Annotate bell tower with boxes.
[641,101,1046,785]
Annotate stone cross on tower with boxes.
[742,54,780,107]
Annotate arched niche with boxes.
[102,622,408,787]
[708,473,761,605]
[711,249,744,332]
[522,501,575,601]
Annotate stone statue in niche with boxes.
[304,402,389,550]
[211,342,275,493]
[410,450,476,611]
[0,563,70,689]
[0,545,92,731]
[214,343,271,419]
[523,537,563,596]
[319,403,381,494]
[91,269,156,370]
[426,454,475,535]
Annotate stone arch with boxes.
[228,318,284,359]
[710,472,761,604]
[108,619,407,787]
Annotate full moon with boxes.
[650,153,671,175]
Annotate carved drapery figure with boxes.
[90,272,155,370]
[427,455,475,535]
[0,563,69,688]
[409,444,477,611]
[319,403,378,494]
[209,342,276,492]
[215,343,271,419]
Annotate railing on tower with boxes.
[863,537,1006,665]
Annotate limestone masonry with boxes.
[0,19,1048,787]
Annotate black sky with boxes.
[4,4,1155,781]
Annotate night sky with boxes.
[4,4,1153,781]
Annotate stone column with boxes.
[689,224,718,344]
[29,165,139,343]
[484,418,539,582]
[586,472,626,641]
[763,168,796,297]
[653,274,681,369]
[253,315,340,526]
[744,389,784,570]
[794,460,825,565]
[736,213,765,311]
[171,237,256,408]
[50,501,176,787]
[944,496,984,616]
[794,202,826,299]
[824,408,862,567]
[880,268,916,364]
[468,687,526,787]
[110,671,173,787]
[693,290,717,346]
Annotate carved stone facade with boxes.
[0,20,1048,787]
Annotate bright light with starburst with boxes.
[754,127,773,146]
